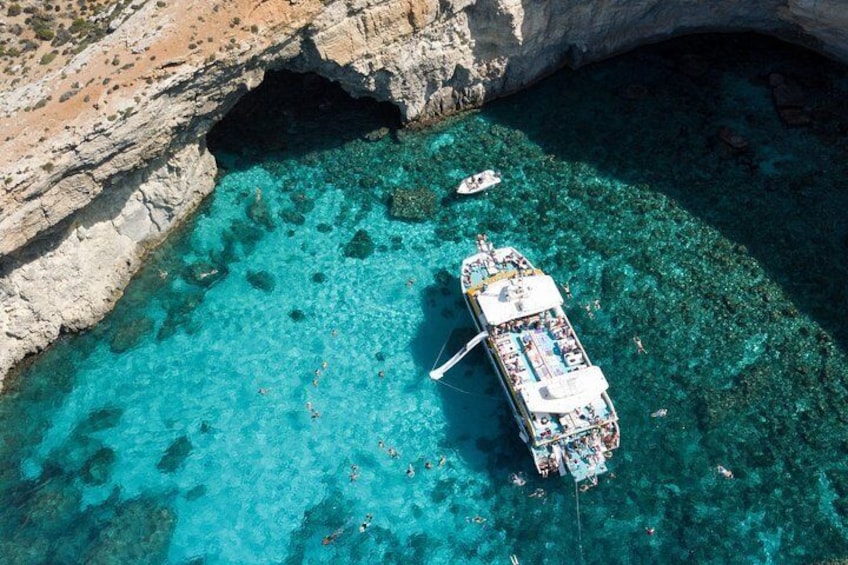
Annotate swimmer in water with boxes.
[650,408,668,418]
[528,487,546,499]
[322,526,344,545]
[359,513,373,533]
[716,464,734,479]
[509,472,526,486]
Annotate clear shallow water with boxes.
[2,34,848,564]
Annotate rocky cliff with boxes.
[1,0,846,385]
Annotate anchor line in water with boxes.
[431,335,451,372]
[433,377,500,399]
[575,480,585,565]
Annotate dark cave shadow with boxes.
[481,32,848,352]
[207,70,403,173]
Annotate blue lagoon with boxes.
[1,34,847,564]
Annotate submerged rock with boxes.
[185,485,207,501]
[718,126,749,151]
[83,497,176,565]
[389,188,437,221]
[81,447,117,486]
[343,229,375,259]
[109,317,155,353]
[280,208,307,225]
[74,407,124,436]
[246,270,276,292]
[289,192,315,214]
[289,309,306,322]
[363,126,390,141]
[157,289,205,341]
[21,469,82,533]
[157,435,192,474]
[769,73,811,126]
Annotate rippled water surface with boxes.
[2,34,847,564]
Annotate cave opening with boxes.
[207,70,402,161]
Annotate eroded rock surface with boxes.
[2,0,848,384]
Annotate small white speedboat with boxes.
[456,170,502,195]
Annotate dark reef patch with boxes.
[109,316,155,353]
[343,229,375,259]
[81,447,116,486]
[246,270,276,292]
[74,406,123,436]
[389,187,437,221]
[157,435,192,474]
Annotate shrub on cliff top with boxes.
[40,51,57,65]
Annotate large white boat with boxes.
[456,170,502,195]
[432,235,620,485]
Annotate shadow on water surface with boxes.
[408,272,536,480]
[485,32,848,353]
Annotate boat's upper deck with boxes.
[462,240,562,329]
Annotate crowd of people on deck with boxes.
[461,235,533,289]
[490,309,588,396]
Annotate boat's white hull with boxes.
[456,170,502,195]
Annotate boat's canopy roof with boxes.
[521,365,609,414]
[476,274,562,326]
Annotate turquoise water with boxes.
[2,34,848,563]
